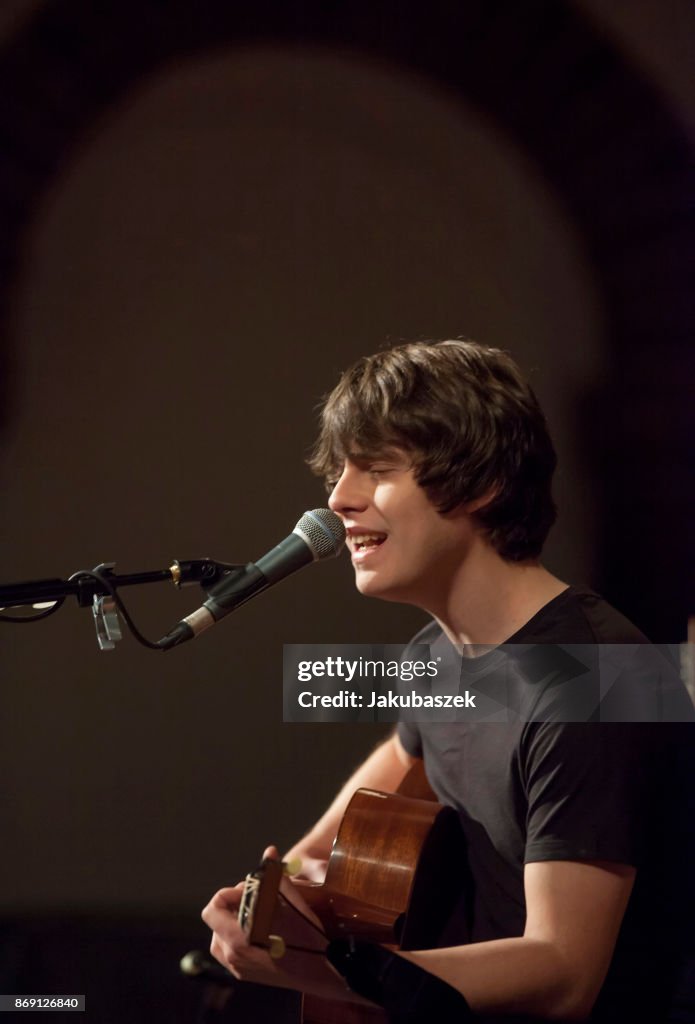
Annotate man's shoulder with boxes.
[405,586,651,649]
[511,585,651,645]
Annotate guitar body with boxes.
[243,763,469,1024]
[303,775,467,950]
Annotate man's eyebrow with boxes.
[348,449,407,467]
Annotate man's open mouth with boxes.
[350,532,387,552]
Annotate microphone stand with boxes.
[180,949,302,1024]
[180,950,237,1024]
[0,559,243,651]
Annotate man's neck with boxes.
[427,544,569,651]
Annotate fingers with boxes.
[209,923,278,982]
[201,882,247,959]
[204,888,253,979]
[209,933,238,977]
[201,847,283,983]
[201,881,244,923]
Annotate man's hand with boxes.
[201,844,283,986]
[201,847,380,1006]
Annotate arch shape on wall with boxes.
[0,0,692,636]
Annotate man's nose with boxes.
[328,465,369,516]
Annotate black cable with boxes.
[0,598,65,623]
[67,569,164,650]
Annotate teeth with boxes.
[352,533,386,550]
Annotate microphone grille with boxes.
[295,508,345,560]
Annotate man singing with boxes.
[203,340,693,1022]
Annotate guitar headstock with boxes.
[238,856,289,959]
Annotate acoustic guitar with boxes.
[238,763,469,1023]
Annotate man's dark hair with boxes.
[309,339,557,562]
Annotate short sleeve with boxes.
[397,720,423,758]
[521,722,656,865]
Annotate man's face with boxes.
[328,450,476,611]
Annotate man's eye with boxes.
[369,467,391,476]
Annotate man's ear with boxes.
[462,488,497,515]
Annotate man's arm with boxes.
[393,858,635,1020]
[205,732,634,1017]
[285,731,416,880]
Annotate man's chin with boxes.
[354,573,409,604]
[354,572,388,599]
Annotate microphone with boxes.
[157,508,345,650]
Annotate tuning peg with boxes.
[268,935,286,959]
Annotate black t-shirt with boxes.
[397,586,695,1021]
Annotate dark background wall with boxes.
[0,2,692,1020]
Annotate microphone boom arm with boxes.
[0,558,244,651]
[1,508,345,653]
